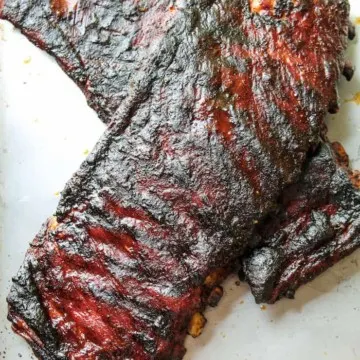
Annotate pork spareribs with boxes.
[2,0,351,358]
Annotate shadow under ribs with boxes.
[0,0,352,359]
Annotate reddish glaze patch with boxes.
[107,196,173,240]
[320,204,338,216]
[51,0,78,16]
[106,198,151,222]
[42,286,148,359]
[242,2,343,109]
[10,314,44,349]
[249,0,276,15]
[212,108,234,141]
[88,227,140,256]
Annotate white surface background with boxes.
[1,3,360,359]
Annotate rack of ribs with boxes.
[1,0,353,358]
[1,0,191,123]
[1,0,354,124]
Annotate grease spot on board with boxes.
[355,17,360,26]
[0,23,7,41]
[23,57,31,64]
[351,258,359,267]
[346,92,360,105]
[83,149,89,155]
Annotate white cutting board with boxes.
[1,3,360,359]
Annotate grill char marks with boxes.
[242,143,360,304]
[1,0,351,359]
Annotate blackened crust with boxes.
[243,143,360,304]
[3,0,351,358]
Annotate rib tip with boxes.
[348,23,356,41]
[343,62,355,82]
[285,289,295,299]
[328,103,340,115]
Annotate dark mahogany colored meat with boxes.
[2,0,351,359]
[242,142,360,304]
